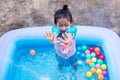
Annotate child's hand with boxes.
[44,31,60,44]
[59,33,74,46]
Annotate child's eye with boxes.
[65,24,69,26]
[59,24,63,27]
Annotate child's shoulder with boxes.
[52,25,60,35]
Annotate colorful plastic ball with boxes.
[91,52,96,57]
[99,55,105,60]
[101,64,107,70]
[85,50,90,54]
[77,60,83,66]
[98,74,104,80]
[96,69,102,75]
[30,49,36,55]
[89,63,95,68]
[95,47,100,52]
[80,53,86,58]
[89,47,94,52]
[86,71,92,78]
[86,54,92,59]
[81,45,87,51]
[86,59,91,64]
[96,52,101,57]
[95,64,101,69]
[97,59,103,65]
[102,70,108,76]
[90,68,96,73]
[76,51,81,55]
[77,46,81,51]
[91,57,97,63]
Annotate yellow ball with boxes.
[86,71,92,78]
[91,57,97,63]
[101,64,107,70]
[96,69,102,75]
[30,49,36,55]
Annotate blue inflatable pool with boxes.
[0,26,120,80]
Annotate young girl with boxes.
[45,5,77,68]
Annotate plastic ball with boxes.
[97,59,103,65]
[76,51,81,55]
[95,47,100,52]
[86,71,92,78]
[85,50,90,54]
[90,68,96,73]
[77,46,81,51]
[101,64,107,70]
[30,49,36,55]
[91,52,96,57]
[81,45,87,51]
[95,64,101,69]
[89,63,95,68]
[89,47,94,52]
[86,59,91,64]
[99,55,105,60]
[98,74,104,80]
[96,52,101,57]
[96,69,102,75]
[102,70,108,76]
[80,53,86,58]
[77,60,83,66]
[86,54,92,59]
[91,57,97,63]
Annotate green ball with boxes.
[82,45,87,51]
[89,63,95,68]
[86,54,92,59]
[97,59,103,65]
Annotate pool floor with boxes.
[5,45,109,80]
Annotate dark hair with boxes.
[54,5,73,24]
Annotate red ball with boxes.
[96,52,101,57]
[89,47,94,52]
[99,55,105,60]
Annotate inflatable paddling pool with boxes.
[0,26,120,80]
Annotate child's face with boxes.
[56,18,71,33]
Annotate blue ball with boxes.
[76,51,81,55]
[80,53,86,58]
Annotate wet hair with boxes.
[54,5,73,24]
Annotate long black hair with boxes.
[54,5,73,24]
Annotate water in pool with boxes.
[5,45,109,80]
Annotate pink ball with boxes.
[95,64,101,69]
[85,50,90,54]
[102,70,108,76]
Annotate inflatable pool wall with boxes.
[0,26,120,80]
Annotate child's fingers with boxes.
[58,37,66,43]
[62,33,67,40]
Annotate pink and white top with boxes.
[54,39,76,59]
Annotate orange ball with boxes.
[86,59,91,64]
[30,49,36,55]
[98,74,104,80]
[90,68,96,73]
[95,47,100,52]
